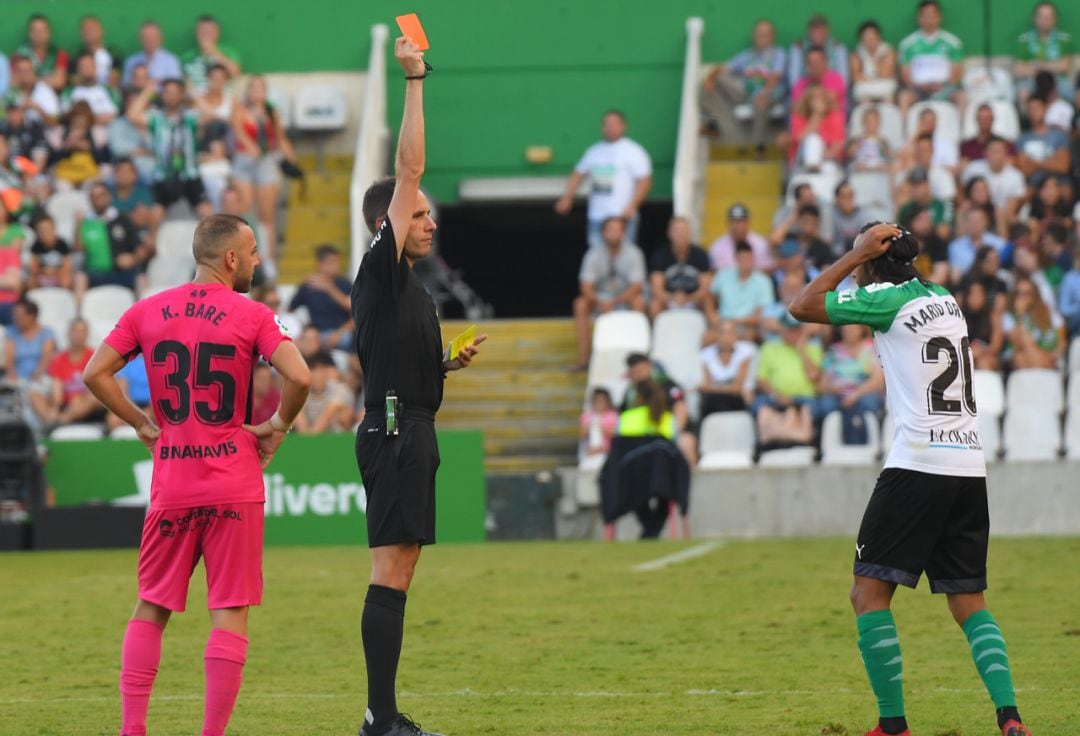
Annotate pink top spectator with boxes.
[104,282,291,510]
[709,231,773,271]
[580,408,618,455]
[792,70,847,115]
[789,109,846,163]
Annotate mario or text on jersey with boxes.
[901,298,964,335]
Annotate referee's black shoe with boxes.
[360,713,445,736]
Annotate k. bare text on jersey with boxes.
[159,300,230,327]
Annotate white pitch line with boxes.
[0,685,1059,706]
[632,541,723,572]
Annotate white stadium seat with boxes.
[698,411,755,469]
[1003,407,1061,461]
[587,350,632,392]
[651,310,707,391]
[905,101,961,143]
[276,283,298,309]
[592,311,650,353]
[1068,337,1080,376]
[849,102,905,152]
[1005,369,1063,415]
[575,453,605,506]
[973,370,1005,418]
[960,99,1020,142]
[155,220,199,261]
[962,65,1016,106]
[50,424,105,441]
[109,425,140,440]
[26,287,77,350]
[82,285,135,346]
[787,171,843,205]
[758,447,815,467]
[45,190,91,244]
[1065,409,1080,461]
[820,411,881,466]
[848,171,894,217]
[293,84,347,131]
[147,255,195,289]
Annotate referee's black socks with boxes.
[362,584,408,733]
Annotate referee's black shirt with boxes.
[351,219,444,413]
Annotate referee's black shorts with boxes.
[854,467,989,594]
[355,407,441,548]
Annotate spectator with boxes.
[70,15,122,88]
[770,182,818,235]
[897,0,965,115]
[555,110,652,250]
[232,75,297,260]
[0,105,49,172]
[711,241,776,339]
[824,180,865,257]
[127,79,213,219]
[648,216,711,319]
[1,298,56,430]
[1058,249,1080,336]
[296,324,322,361]
[699,19,785,150]
[710,203,773,272]
[580,386,618,456]
[4,54,60,127]
[218,186,261,266]
[181,15,242,92]
[787,14,849,92]
[896,136,956,202]
[791,45,847,116]
[255,285,303,339]
[813,324,884,420]
[1016,95,1071,188]
[200,138,233,215]
[752,313,820,446]
[771,241,816,292]
[898,106,959,172]
[1034,70,1074,131]
[847,106,892,172]
[122,21,181,86]
[60,52,118,125]
[968,245,1011,310]
[1003,275,1065,369]
[109,157,155,230]
[29,215,72,290]
[74,182,145,295]
[194,64,233,145]
[124,63,152,98]
[49,101,109,187]
[249,362,281,426]
[904,205,950,285]
[43,318,102,426]
[16,14,67,92]
[294,351,354,434]
[961,138,1026,233]
[1013,241,1057,308]
[1014,2,1073,103]
[959,104,1016,168]
[850,20,897,103]
[956,177,1002,241]
[0,204,26,325]
[572,217,646,369]
[789,84,845,172]
[107,93,155,184]
[897,167,954,242]
[949,208,1007,284]
[620,353,697,465]
[1027,174,1074,241]
[771,204,834,271]
[106,353,150,432]
[698,319,755,416]
[763,266,810,337]
[1040,223,1072,290]
[289,244,354,350]
[958,280,1004,370]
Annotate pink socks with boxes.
[201,628,249,736]
[119,619,164,736]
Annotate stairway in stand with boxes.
[700,145,784,245]
[439,319,585,474]
[279,154,354,284]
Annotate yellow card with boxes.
[448,324,478,360]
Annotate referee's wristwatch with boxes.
[270,411,293,433]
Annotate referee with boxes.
[351,36,485,736]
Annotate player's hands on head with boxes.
[444,334,488,371]
[137,418,160,451]
[394,36,426,77]
[242,420,287,469]
[853,222,903,262]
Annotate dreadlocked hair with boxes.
[859,220,928,286]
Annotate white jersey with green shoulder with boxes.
[825,278,986,478]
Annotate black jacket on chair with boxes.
[599,435,690,538]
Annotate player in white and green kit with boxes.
[790,222,1032,736]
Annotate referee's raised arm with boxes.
[385,37,428,257]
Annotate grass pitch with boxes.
[1,537,1078,735]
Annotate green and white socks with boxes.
[857,609,906,730]
[963,609,1021,725]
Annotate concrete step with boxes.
[486,454,577,475]
[287,172,351,206]
[284,206,350,242]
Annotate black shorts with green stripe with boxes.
[854,467,989,594]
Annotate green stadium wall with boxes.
[5,1,1073,201]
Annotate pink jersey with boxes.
[105,282,291,510]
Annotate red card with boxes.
[395,13,430,51]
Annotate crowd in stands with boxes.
[0,12,356,440]
[574,0,1080,464]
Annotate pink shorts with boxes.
[138,503,264,613]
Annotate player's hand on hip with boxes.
[242,421,287,469]
[394,37,426,77]
[853,222,902,262]
[136,419,160,452]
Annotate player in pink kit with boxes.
[84,214,311,736]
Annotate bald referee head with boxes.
[362,177,436,265]
[192,213,260,293]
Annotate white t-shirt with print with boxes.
[575,137,653,222]
[961,160,1026,208]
